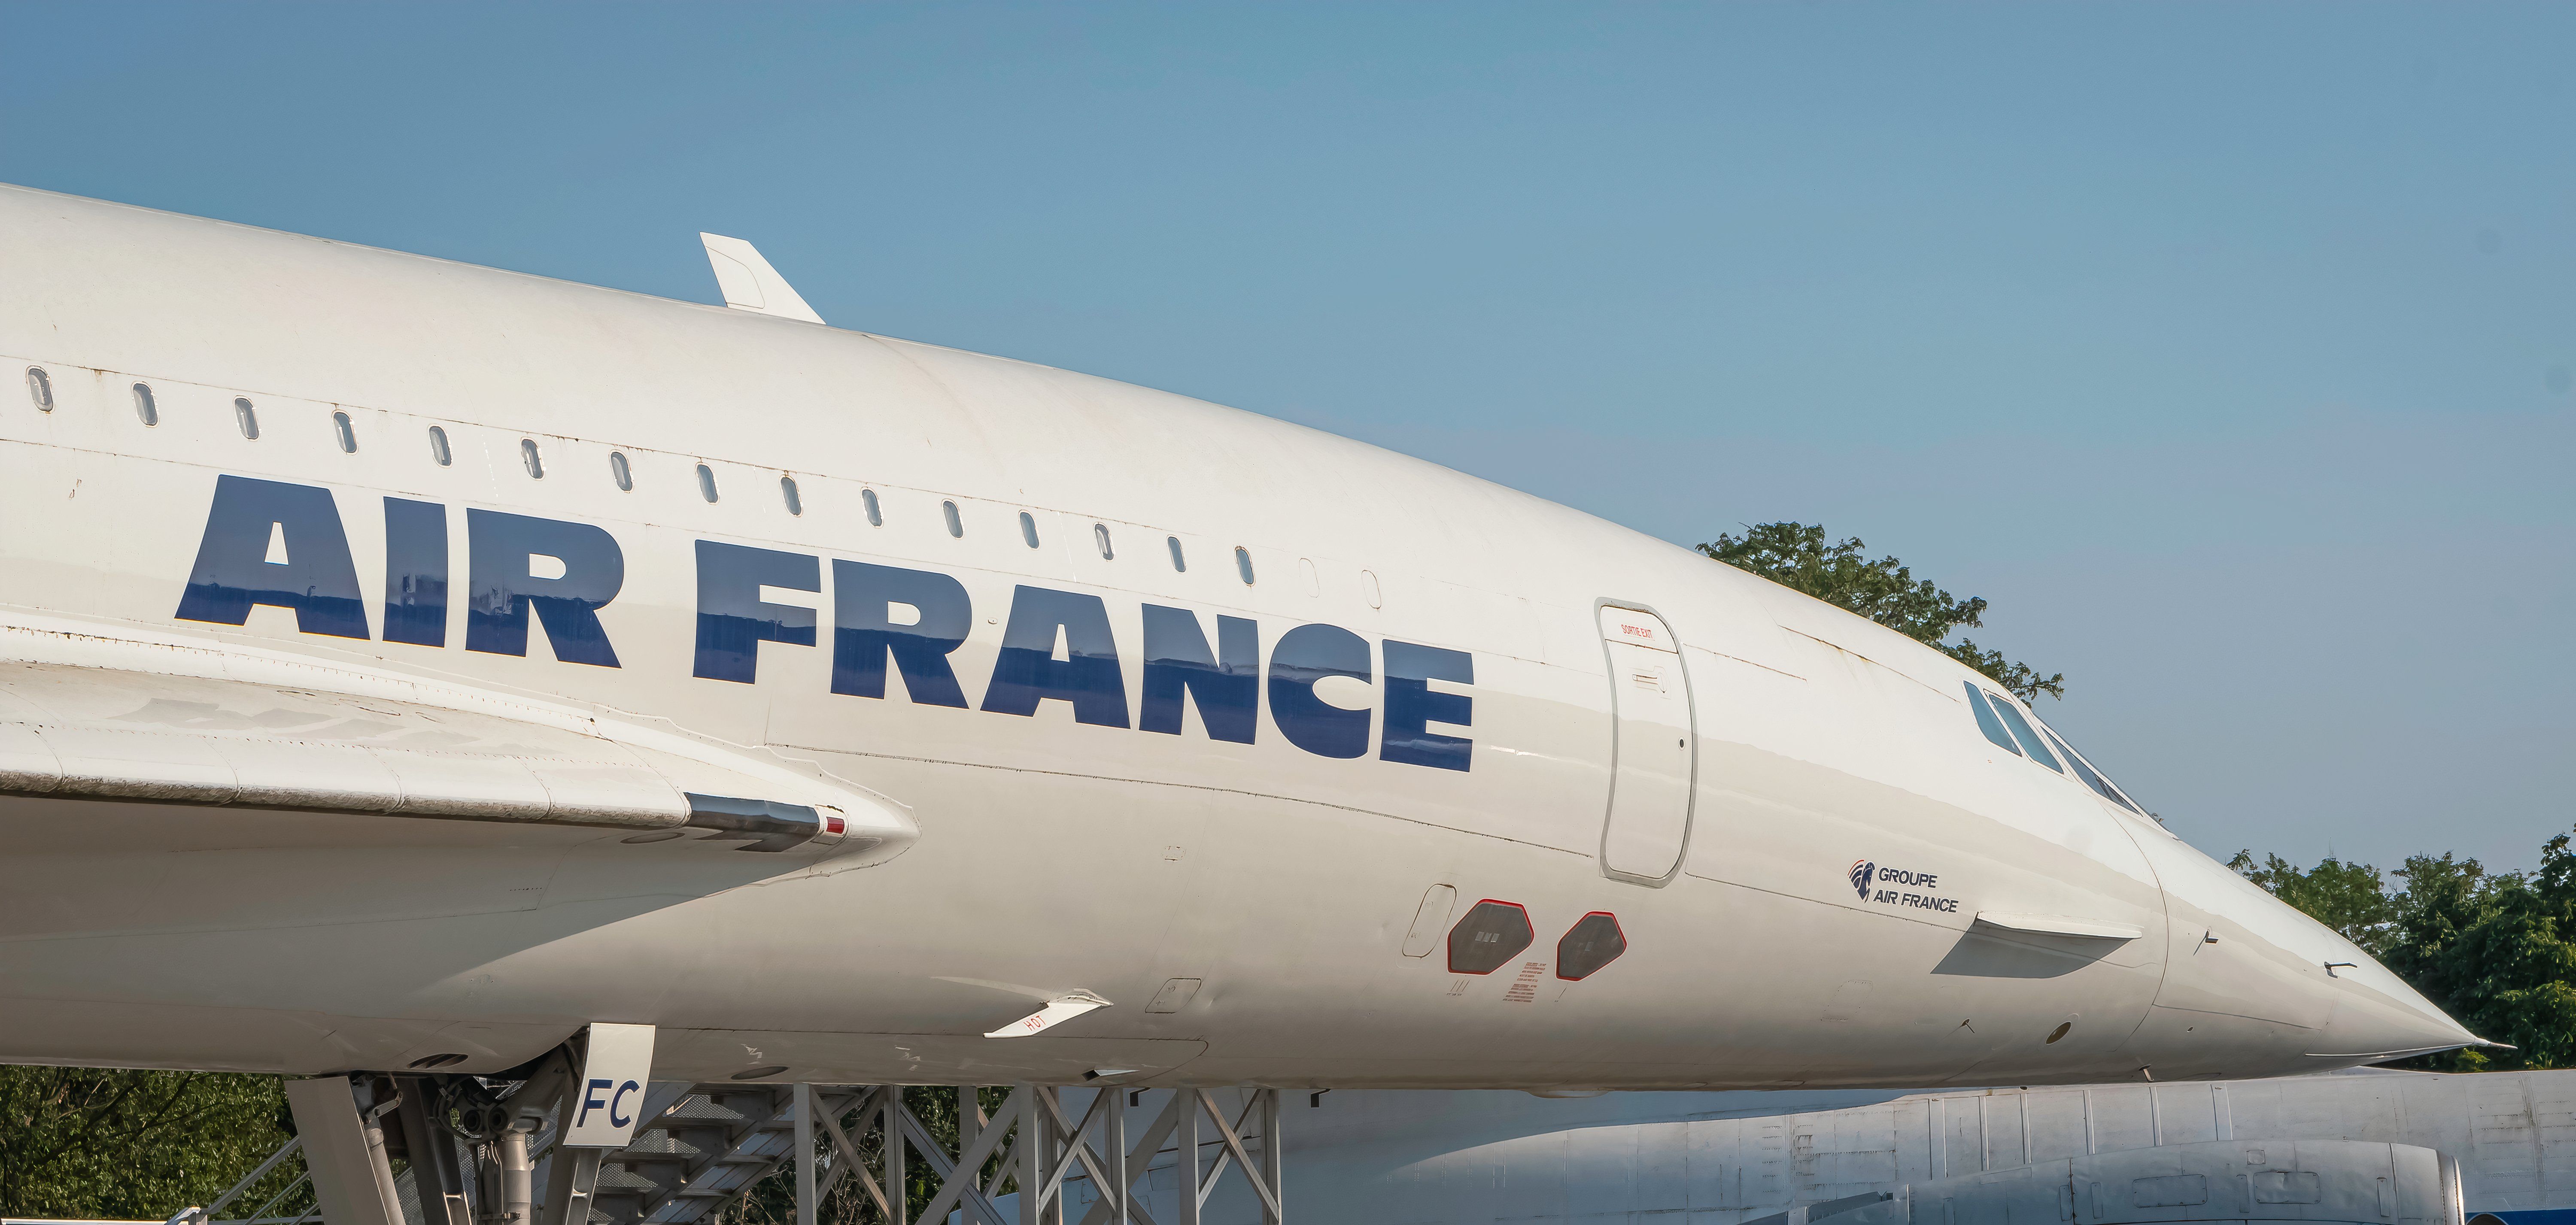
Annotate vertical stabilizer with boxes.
[699,233,825,324]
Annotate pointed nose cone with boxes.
[2302,925,2484,1064]
[2127,832,2479,1078]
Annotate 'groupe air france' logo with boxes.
[1849,858,1962,914]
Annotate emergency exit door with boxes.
[1597,605,1696,882]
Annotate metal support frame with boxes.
[395,1077,475,1225]
[280,1077,404,1225]
[1146,1089,1286,1225]
[537,1148,602,1225]
[778,1084,1283,1225]
[196,1079,1284,1225]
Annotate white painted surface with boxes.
[560,1023,658,1147]
[1597,605,1694,881]
[1077,1071,2576,1224]
[0,182,2477,1090]
[986,993,1113,1039]
[698,233,823,324]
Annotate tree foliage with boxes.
[2233,830,2576,1072]
[1698,522,2065,702]
[2227,852,2400,956]
[0,1068,293,1219]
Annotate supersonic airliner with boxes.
[0,183,2476,1095]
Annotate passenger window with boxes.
[609,451,632,490]
[1965,683,2020,756]
[696,464,719,503]
[131,383,157,426]
[1019,511,1039,548]
[234,397,260,440]
[1235,547,1255,585]
[332,411,358,453]
[1167,536,1186,572]
[1094,523,1113,560]
[1983,691,2063,772]
[942,500,963,538]
[25,367,50,411]
[428,426,453,466]
[861,488,882,526]
[519,438,544,478]
[780,476,802,515]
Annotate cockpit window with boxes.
[2038,722,2145,814]
[1964,683,2021,756]
[1981,690,2063,773]
[1967,681,2148,813]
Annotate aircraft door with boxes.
[1596,605,1695,882]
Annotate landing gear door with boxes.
[1597,604,1695,884]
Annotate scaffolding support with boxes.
[787,1085,1282,1225]
[196,1079,1284,1225]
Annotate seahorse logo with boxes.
[1850,859,1875,900]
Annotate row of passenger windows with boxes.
[1964,682,2144,814]
[28,365,1272,588]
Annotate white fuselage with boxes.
[0,185,2471,1089]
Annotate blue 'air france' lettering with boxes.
[982,585,1129,728]
[1381,640,1473,771]
[173,478,1473,770]
[462,509,624,667]
[1268,622,1373,758]
[694,541,817,683]
[175,474,371,639]
[382,497,448,647]
[1139,604,1258,743]
[829,559,971,706]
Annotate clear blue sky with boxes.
[5,3,2568,873]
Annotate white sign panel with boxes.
[559,1023,657,1148]
[984,992,1110,1039]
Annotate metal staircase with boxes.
[569,1083,869,1225]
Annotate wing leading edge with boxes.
[0,618,911,855]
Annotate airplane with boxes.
[0,182,2476,1117]
[1073,1065,2540,1225]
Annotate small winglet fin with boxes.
[699,233,824,324]
[1972,911,2144,940]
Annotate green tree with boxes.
[2378,852,2503,1011]
[1698,522,2066,702]
[0,1068,295,1219]
[2224,851,2400,956]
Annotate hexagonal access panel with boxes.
[1447,900,1534,975]
[1555,911,1627,980]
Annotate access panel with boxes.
[1596,605,1695,881]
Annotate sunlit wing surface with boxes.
[0,616,909,849]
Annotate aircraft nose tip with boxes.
[2132,834,2481,1076]
[2306,963,2483,1062]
